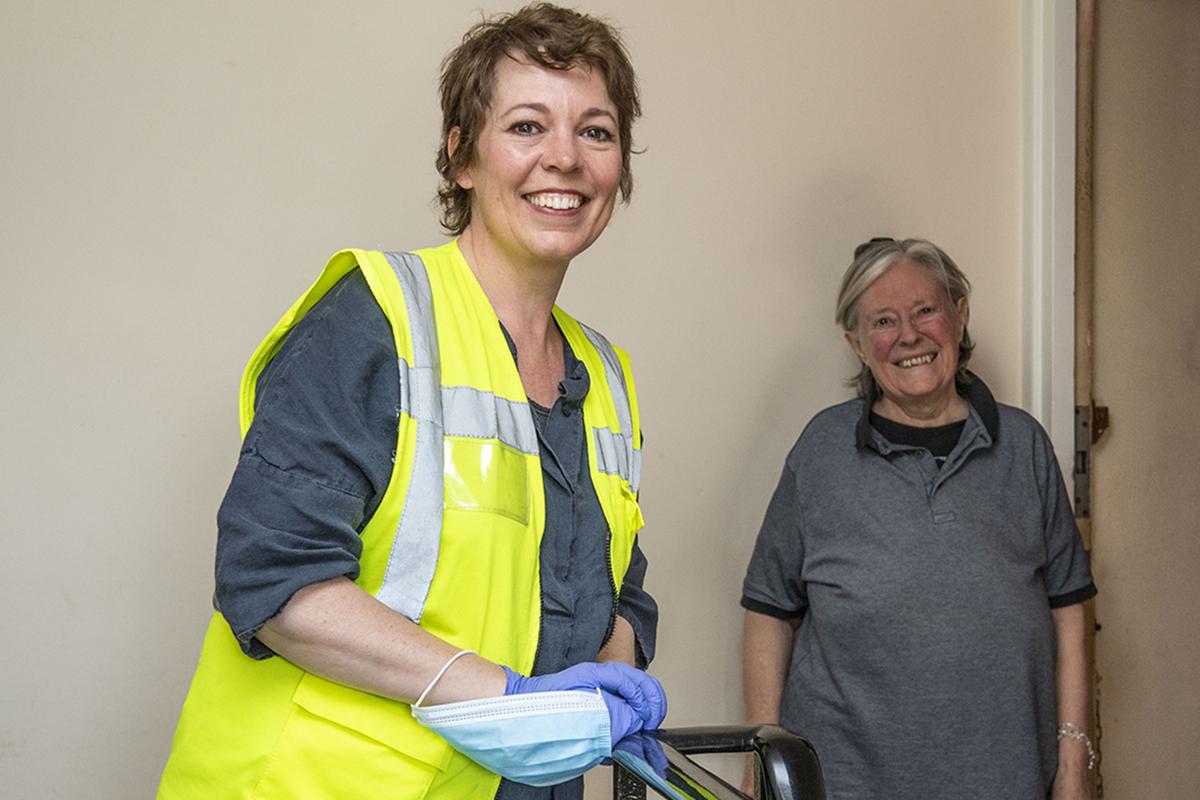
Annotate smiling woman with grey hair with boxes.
[835,238,975,397]
[741,237,1097,799]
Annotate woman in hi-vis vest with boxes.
[158,4,664,798]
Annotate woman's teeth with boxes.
[898,354,936,368]
[527,193,582,210]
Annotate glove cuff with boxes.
[501,665,526,696]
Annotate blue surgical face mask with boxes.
[412,688,611,786]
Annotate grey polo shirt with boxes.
[742,377,1095,799]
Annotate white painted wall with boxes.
[0,2,1028,796]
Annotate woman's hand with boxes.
[504,661,666,743]
[1050,759,1093,800]
[740,754,757,797]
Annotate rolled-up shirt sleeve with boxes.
[617,537,658,668]
[741,459,808,621]
[214,270,399,658]
[1036,428,1097,608]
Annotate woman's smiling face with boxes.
[846,258,968,418]
[452,54,623,270]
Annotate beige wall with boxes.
[1092,2,1200,797]
[0,2,1026,796]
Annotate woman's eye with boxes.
[510,121,541,135]
[582,126,615,142]
[920,306,935,315]
[872,317,892,328]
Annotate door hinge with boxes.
[1074,404,1110,517]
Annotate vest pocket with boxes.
[595,479,644,590]
[291,672,453,768]
[622,484,645,535]
[443,437,530,524]
[248,673,447,798]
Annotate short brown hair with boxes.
[436,2,641,235]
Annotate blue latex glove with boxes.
[613,731,670,778]
[599,689,649,747]
[503,663,667,744]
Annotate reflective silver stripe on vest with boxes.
[578,322,641,494]
[442,385,538,455]
[376,252,638,621]
[378,252,444,622]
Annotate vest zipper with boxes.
[601,529,619,646]
[532,567,546,676]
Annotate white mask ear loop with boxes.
[414,649,477,708]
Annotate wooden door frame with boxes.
[1023,0,1101,793]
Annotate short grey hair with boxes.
[835,237,974,397]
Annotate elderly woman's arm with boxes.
[1051,602,1093,799]
[743,610,797,725]
[741,609,800,791]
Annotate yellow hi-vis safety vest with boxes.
[158,241,644,800]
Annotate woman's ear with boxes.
[844,330,866,363]
[956,296,970,336]
[447,127,473,190]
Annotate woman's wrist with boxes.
[1056,722,1096,771]
[417,651,507,706]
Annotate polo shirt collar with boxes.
[854,370,1000,451]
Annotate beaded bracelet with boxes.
[1057,722,1097,771]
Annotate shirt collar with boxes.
[498,322,589,412]
[854,370,999,451]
